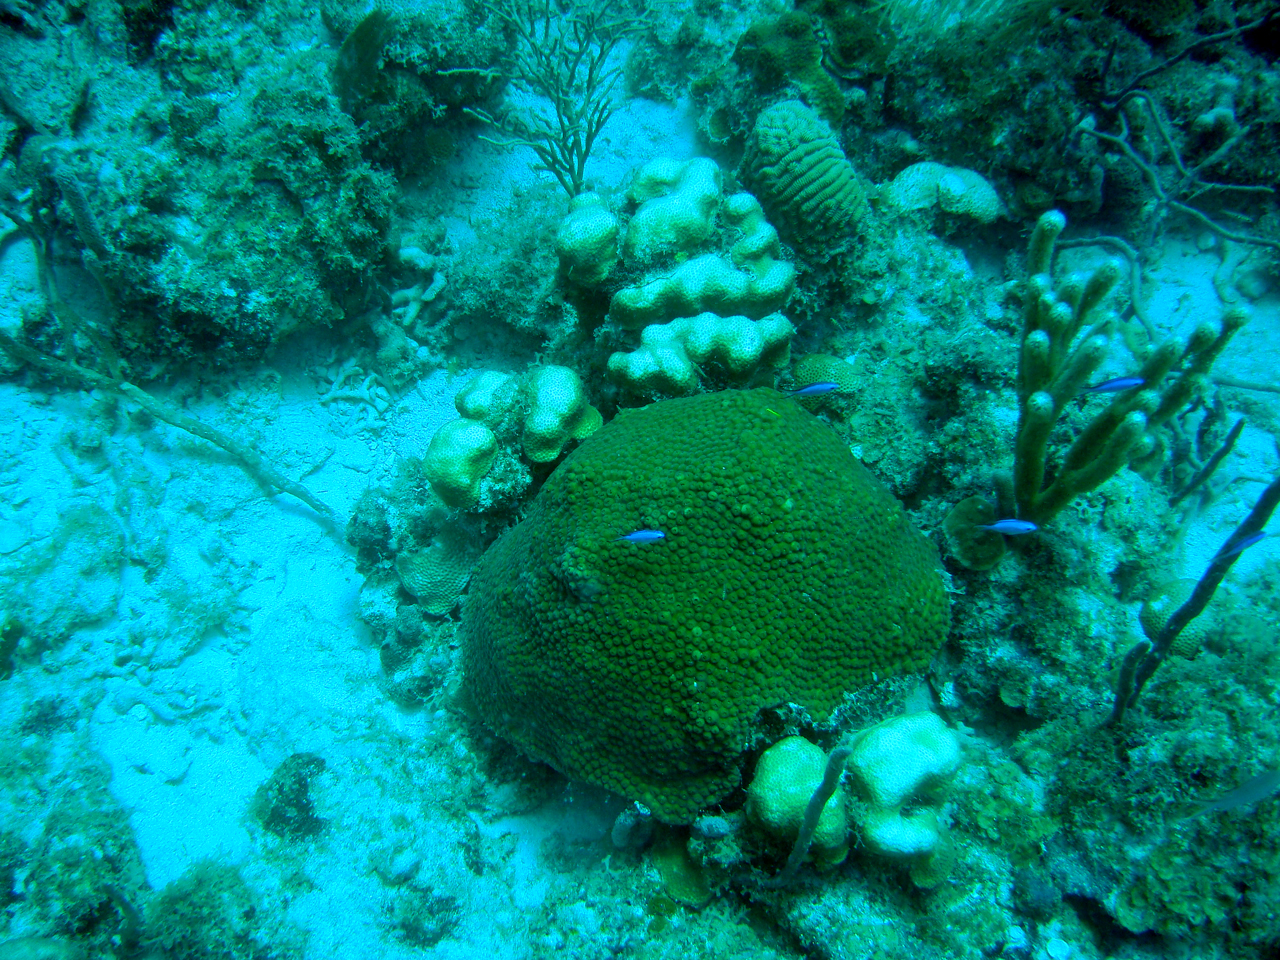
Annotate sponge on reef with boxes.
[460,388,950,821]
[607,311,794,395]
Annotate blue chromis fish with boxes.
[1085,376,1145,393]
[616,529,665,543]
[1215,531,1268,561]
[788,382,840,397]
[977,519,1038,535]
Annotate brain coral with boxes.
[460,389,949,822]
[741,100,867,248]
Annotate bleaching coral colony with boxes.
[1,0,1279,959]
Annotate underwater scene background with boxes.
[1,0,1279,957]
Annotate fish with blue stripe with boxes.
[1215,531,1268,561]
[787,382,840,397]
[976,519,1038,535]
[616,529,666,543]
[1084,376,1145,394]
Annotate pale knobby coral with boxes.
[607,311,794,396]
[883,161,1002,224]
[845,712,961,867]
[555,192,620,285]
[746,736,850,870]
[608,190,795,330]
[623,157,721,263]
[423,366,602,507]
[423,420,500,508]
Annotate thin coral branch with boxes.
[1076,89,1280,255]
[1108,472,1280,725]
[1101,9,1280,107]
[1170,416,1244,507]
[468,0,638,196]
[0,332,341,528]
[1213,375,1280,394]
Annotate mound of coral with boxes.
[461,388,949,821]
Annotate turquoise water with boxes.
[1,1,1278,958]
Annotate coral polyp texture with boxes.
[732,12,844,126]
[607,185,796,330]
[423,420,499,508]
[741,99,868,248]
[746,736,851,870]
[520,365,603,463]
[609,253,793,330]
[554,192,620,285]
[623,157,722,262]
[423,366,603,507]
[460,389,949,822]
[607,311,794,396]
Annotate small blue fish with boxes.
[1215,531,1268,561]
[788,382,840,397]
[1085,376,1145,393]
[977,519,1039,535]
[616,529,665,543]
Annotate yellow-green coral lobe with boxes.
[461,389,949,822]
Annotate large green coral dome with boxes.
[460,389,949,822]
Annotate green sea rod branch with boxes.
[1011,210,1245,526]
[1108,473,1280,726]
